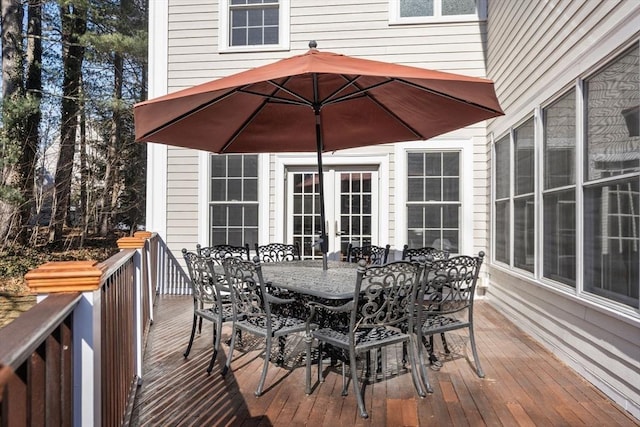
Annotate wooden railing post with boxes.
[135,230,155,324]
[117,235,147,384]
[25,261,103,427]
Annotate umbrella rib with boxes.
[265,79,314,106]
[237,88,311,107]
[138,87,245,140]
[220,81,291,153]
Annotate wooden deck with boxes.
[130,296,639,426]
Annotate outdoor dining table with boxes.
[260,259,358,301]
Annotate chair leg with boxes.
[198,316,203,334]
[222,326,237,377]
[407,337,426,398]
[341,360,348,396]
[416,334,434,394]
[276,335,286,366]
[184,314,198,358]
[468,324,485,378]
[441,332,450,354]
[349,348,368,419]
[255,335,272,397]
[207,321,223,374]
[318,343,325,383]
[305,333,313,395]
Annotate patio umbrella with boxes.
[134,41,503,269]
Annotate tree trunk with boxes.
[0,0,24,246]
[19,0,43,245]
[100,51,123,236]
[49,2,87,243]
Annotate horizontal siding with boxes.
[488,269,640,419]
[485,0,640,420]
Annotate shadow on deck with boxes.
[130,296,638,426]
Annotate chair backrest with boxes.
[222,256,272,320]
[182,249,223,306]
[254,242,301,262]
[402,245,449,261]
[197,243,251,264]
[346,244,391,265]
[419,252,485,320]
[350,260,424,332]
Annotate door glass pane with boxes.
[292,172,322,259]
[340,172,374,257]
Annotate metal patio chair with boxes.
[254,242,301,263]
[221,256,314,397]
[181,249,235,374]
[415,252,485,393]
[402,245,451,369]
[346,243,391,265]
[304,260,427,419]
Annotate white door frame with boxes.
[274,152,390,249]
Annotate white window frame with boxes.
[218,0,290,53]
[395,140,473,256]
[389,0,487,25]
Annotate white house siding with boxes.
[485,0,640,419]
[156,0,493,265]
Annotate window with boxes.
[513,118,535,273]
[390,0,486,24]
[494,135,510,264]
[493,42,640,309]
[583,45,639,307]
[219,0,290,52]
[407,152,461,252]
[210,154,259,247]
[543,90,576,286]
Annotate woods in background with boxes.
[0,0,148,248]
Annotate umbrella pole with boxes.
[315,110,329,271]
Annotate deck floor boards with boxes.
[130,296,639,426]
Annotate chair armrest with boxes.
[266,293,297,305]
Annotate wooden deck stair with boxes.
[130,296,639,426]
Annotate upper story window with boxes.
[389,0,487,24]
[219,0,290,52]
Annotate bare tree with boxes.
[49,0,88,243]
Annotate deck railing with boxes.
[0,231,184,426]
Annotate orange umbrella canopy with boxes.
[134,43,503,268]
[134,45,503,152]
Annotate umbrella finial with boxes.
[309,40,317,49]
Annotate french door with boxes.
[287,167,379,260]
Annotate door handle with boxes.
[335,221,344,236]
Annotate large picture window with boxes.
[583,45,639,307]
[210,154,259,247]
[219,0,289,52]
[407,151,461,252]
